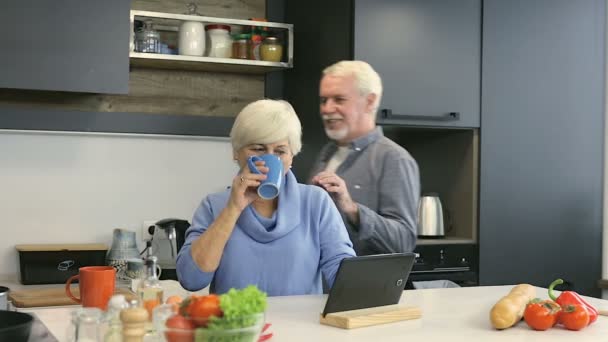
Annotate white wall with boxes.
[0,130,236,279]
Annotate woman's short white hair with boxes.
[323,60,383,113]
[230,99,302,156]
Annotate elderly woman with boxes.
[177,99,356,296]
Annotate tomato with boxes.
[186,294,222,327]
[523,300,561,331]
[179,295,200,316]
[166,295,183,313]
[165,314,195,342]
[166,295,183,305]
[560,304,590,331]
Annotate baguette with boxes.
[490,284,536,329]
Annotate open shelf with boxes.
[130,52,290,74]
[129,10,294,74]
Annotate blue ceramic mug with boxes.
[247,154,284,199]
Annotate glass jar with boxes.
[205,24,232,58]
[66,307,103,342]
[260,37,283,62]
[135,20,161,53]
[232,33,251,59]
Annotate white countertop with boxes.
[21,285,608,342]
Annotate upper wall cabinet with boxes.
[0,0,130,94]
[354,0,481,128]
[285,0,480,133]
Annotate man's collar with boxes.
[349,126,383,151]
[321,127,383,161]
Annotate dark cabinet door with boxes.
[0,0,130,94]
[480,0,604,296]
[354,0,481,128]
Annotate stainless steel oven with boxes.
[406,243,478,288]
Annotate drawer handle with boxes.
[380,109,460,121]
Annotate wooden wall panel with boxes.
[0,70,263,117]
[132,0,264,19]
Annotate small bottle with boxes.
[247,19,268,60]
[137,256,164,320]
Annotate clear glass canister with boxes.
[205,24,232,58]
[135,20,161,54]
[66,307,103,342]
[232,33,251,59]
[260,37,283,62]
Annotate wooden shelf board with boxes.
[130,52,291,74]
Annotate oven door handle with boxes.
[412,266,471,274]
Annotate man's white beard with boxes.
[325,127,348,142]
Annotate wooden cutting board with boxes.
[9,286,137,308]
[320,304,422,329]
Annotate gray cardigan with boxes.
[309,127,420,255]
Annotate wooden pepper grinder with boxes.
[120,306,148,342]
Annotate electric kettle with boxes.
[417,193,445,238]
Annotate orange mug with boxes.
[65,266,116,310]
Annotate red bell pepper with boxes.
[548,278,598,325]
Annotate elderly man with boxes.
[309,60,420,255]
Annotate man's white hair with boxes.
[230,99,302,155]
[323,60,383,114]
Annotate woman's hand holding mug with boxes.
[228,161,267,211]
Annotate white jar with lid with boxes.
[179,21,205,56]
[178,3,205,56]
[205,24,232,58]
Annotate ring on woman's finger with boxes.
[240,176,245,184]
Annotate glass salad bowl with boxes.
[152,304,266,342]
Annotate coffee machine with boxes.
[148,218,190,280]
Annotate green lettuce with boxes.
[195,286,267,342]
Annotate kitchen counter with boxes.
[20,285,608,341]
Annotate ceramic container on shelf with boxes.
[178,3,205,56]
[106,229,140,283]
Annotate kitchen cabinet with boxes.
[285,0,480,131]
[285,0,481,180]
[129,10,293,75]
[479,0,604,297]
[355,0,481,128]
[0,0,130,94]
